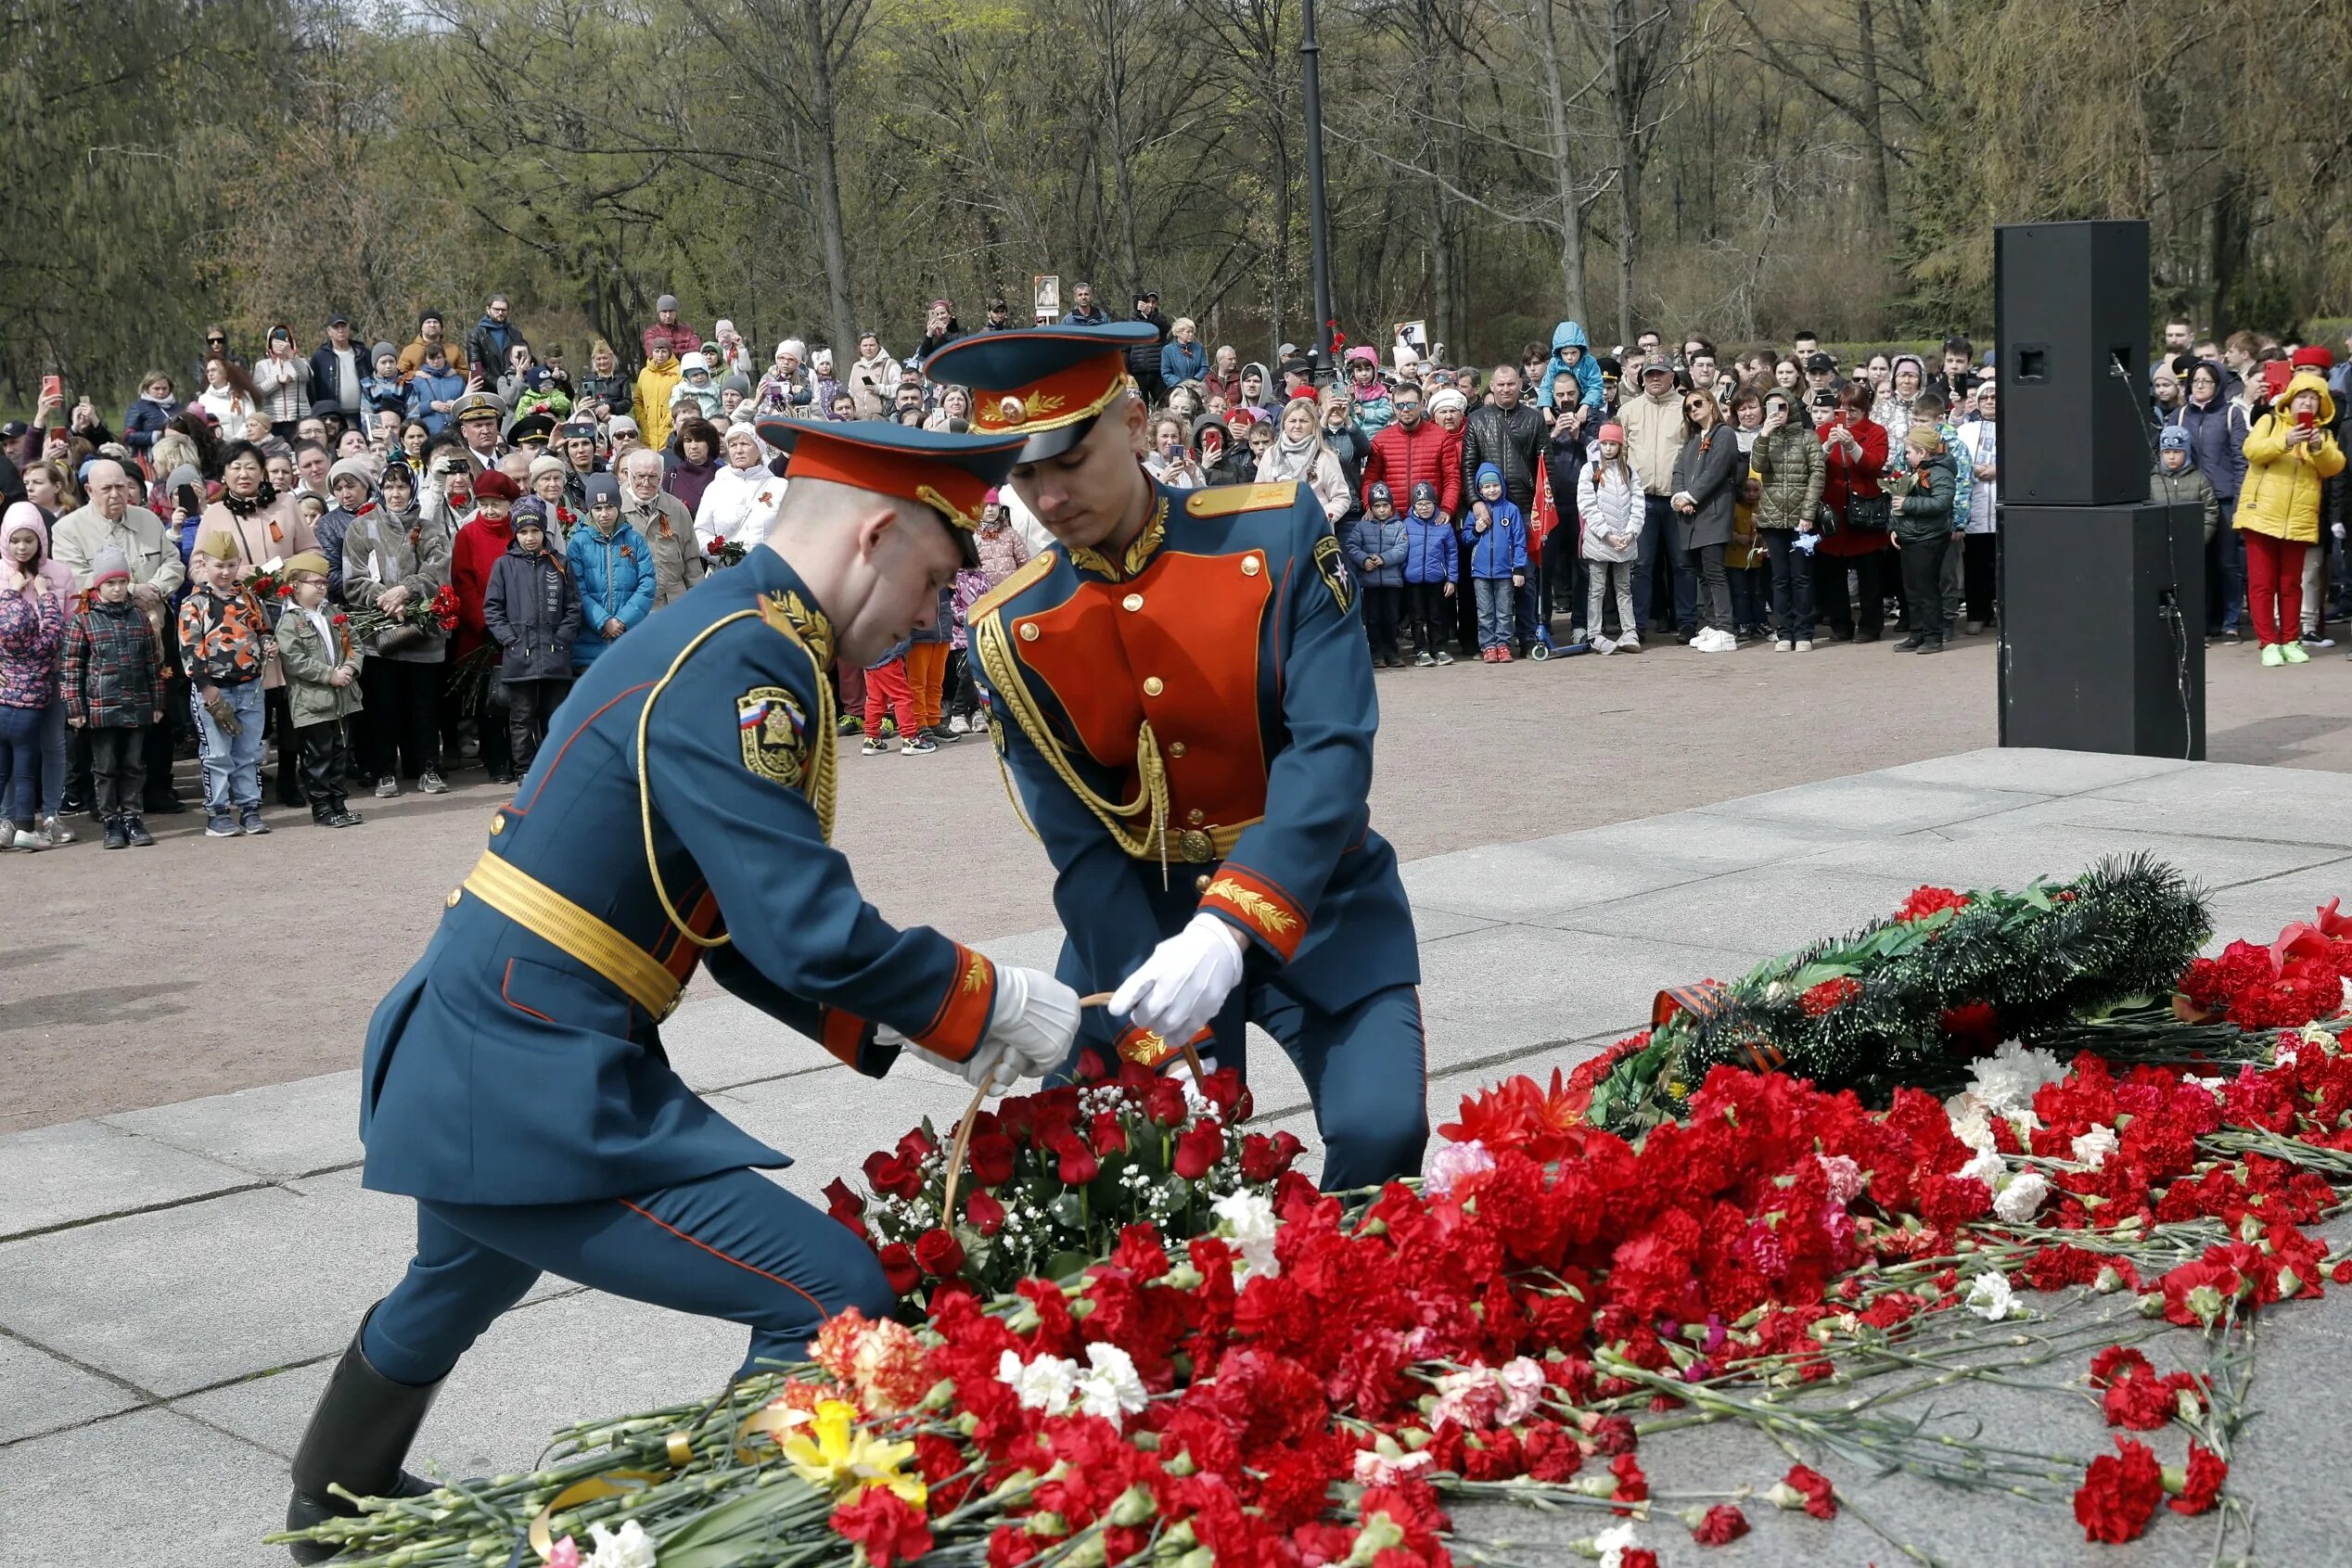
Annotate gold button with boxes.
[1195,873,1212,893]
[489,813,505,837]
[1168,741,1186,758]
[1241,555,1261,576]
[1017,621,1039,642]
[446,888,462,908]
[1122,593,1144,612]
[1187,809,1205,826]
[1143,676,1164,696]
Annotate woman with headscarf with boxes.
[1872,353,1925,476]
[693,423,782,556]
[1256,398,1351,526]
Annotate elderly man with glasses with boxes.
[51,459,191,815]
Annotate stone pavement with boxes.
[6,746,2352,1566]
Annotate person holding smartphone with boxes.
[2234,368,2346,665]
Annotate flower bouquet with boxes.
[276,866,2352,1568]
[348,581,461,648]
[244,565,293,603]
[827,1050,1307,1304]
[705,535,748,567]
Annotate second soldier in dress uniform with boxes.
[925,324,1428,1193]
[281,422,1080,1560]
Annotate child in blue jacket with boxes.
[565,473,655,668]
[1343,481,1408,667]
[1400,480,1458,666]
[1537,320,1605,431]
[1465,463,1528,661]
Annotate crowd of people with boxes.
[2,289,2345,850]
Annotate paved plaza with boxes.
[8,746,2352,1564]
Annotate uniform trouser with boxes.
[1764,531,1814,642]
[905,643,949,732]
[1054,980,1428,1193]
[1360,584,1401,659]
[89,725,148,818]
[360,1167,894,1389]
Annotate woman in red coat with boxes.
[1814,381,1892,642]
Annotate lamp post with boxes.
[1299,0,1336,382]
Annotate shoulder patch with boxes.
[758,589,835,669]
[736,684,810,784]
[1311,533,1354,615]
[1185,481,1300,518]
[967,549,1055,624]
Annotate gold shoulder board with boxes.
[967,549,1055,624]
[1185,481,1300,518]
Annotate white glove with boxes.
[1110,913,1246,1052]
[901,965,1080,1094]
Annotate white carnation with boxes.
[1076,1343,1150,1424]
[1964,1271,2020,1321]
[998,1348,1079,1415]
[1966,1040,2065,1118]
[1211,1188,1281,1278]
[2070,1125,2117,1169]
[585,1521,658,1568]
[1955,1141,2003,1186]
[1594,1521,1643,1568]
[1992,1169,2050,1224]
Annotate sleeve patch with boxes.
[736,684,809,784]
[1312,533,1354,615]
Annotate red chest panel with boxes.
[1014,549,1274,834]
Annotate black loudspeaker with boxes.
[1995,222,2152,505]
[1998,501,2205,759]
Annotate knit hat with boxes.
[327,455,377,493]
[472,470,519,502]
[195,530,239,562]
[2158,425,2192,453]
[583,474,622,509]
[1427,388,1470,417]
[529,453,568,481]
[370,341,398,364]
[1409,480,1438,510]
[2291,345,2335,373]
[608,415,640,437]
[284,551,331,579]
[379,459,415,492]
[656,294,680,312]
[511,498,549,530]
[90,546,132,587]
[778,338,807,362]
[1366,480,1393,509]
[1597,422,1626,444]
[720,371,753,400]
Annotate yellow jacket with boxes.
[2235,373,2345,544]
[634,362,683,452]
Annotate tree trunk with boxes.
[1608,0,1639,347]
[1529,0,1588,321]
[1855,0,1892,231]
[1100,0,1143,294]
[798,0,859,363]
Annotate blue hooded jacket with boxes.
[1466,462,1528,579]
[1400,481,1457,584]
[1537,321,1604,414]
[1342,483,1407,589]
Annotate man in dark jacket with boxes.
[1458,364,1548,649]
[1059,281,1109,326]
[310,316,367,425]
[465,296,526,384]
[1125,290,1171,405]
[481,497,583,774]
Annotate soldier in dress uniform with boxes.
[281,422,1080,1561]
[924,324,1428,1193]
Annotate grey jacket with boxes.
[341,506,453,663]
[1669,425,1745,550]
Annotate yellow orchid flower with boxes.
[780,1399,927,1508]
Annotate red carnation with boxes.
[1799,976,1862,1015]
[2102,1372,2179,1432]
[1621,1553,1659,1568]
[1174,1122,1225,1179]
[876,1242,919,1296]
[830,1488,933,1567]
[1690,1502,1750,1545]
[2168,1442,2227,1515]
[914,1227,965,1278]
[1781,1463,1835,1519]
[964,1188,1007,1237]
[2074,1437,2163,1543]
[1609,1452,1648,1512]
[2087,1345,2151,1389]
[1897,885,1969,922]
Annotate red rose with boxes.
[2168,1442,2226,1515]
[966,1132,1017,1187]
[1051,1132,1099,1186]
[1691,1503,1750,1545]
[1089,1109,1130,1156]
[877,1243,919,1296]
[1240,1129,1305,1183]
[914,1227,965,1277]
[821,1176,864,1219]
[863,1149,922,1201]
[830,1488,932,1568]
[964,1188,1007,1237]
[1173,1122,1225,1179]
[2074,1438,2163,1543]
[1144,1078,1189,1127]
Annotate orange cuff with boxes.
[820,1006,870,1070]
[913,947,996,1064]
[1117,1022,1213,1069]
[1198,867,1307,962]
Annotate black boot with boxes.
[284,1319,443,1562]
[123,816,156,847]
[102,816,128,850]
